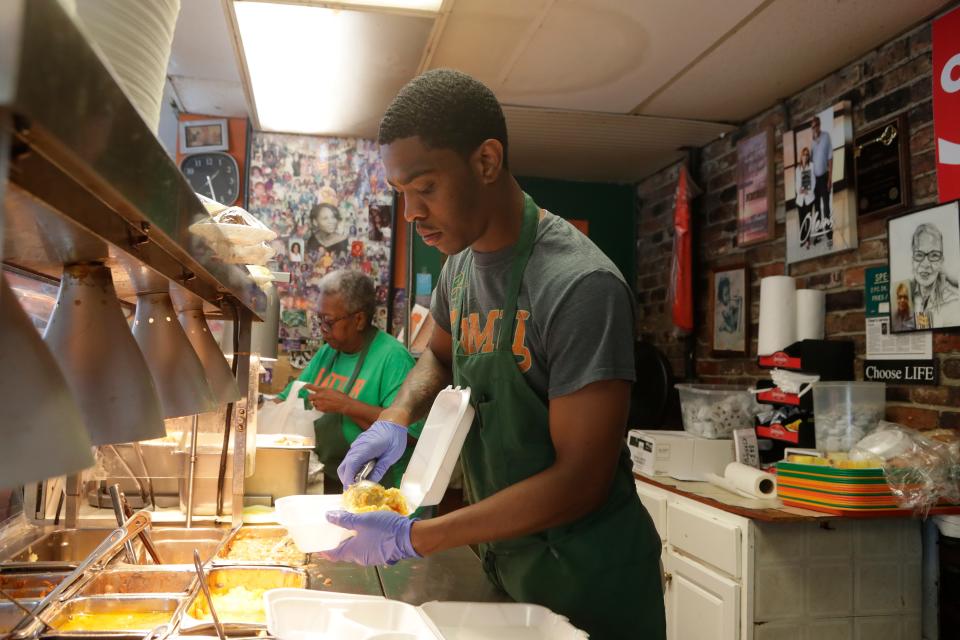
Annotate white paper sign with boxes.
[865,317,933,360]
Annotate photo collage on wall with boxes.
[247,133,394,367]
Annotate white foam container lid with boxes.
[264,588,588,640]
[274,386,475,552]
[398,385,475,511]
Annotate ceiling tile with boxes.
[505,106,733,182]
[637,0,949,121]
[497,0,767,112]
[169,76,248,118]
[167,0,242,83]
[425,0,550,84]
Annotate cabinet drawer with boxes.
[667,501,741,579]
[665,549,739,640]
[635,481,667,541]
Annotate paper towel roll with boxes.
[796,289,826,340]
[758,276,797,355]
[723,462,777,498]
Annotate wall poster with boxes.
[934,6,960,203]
[735,128,775,246]
[783,102,858,264]
[247,133,394,363]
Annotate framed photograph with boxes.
[783,102,858,264]
[887,200,960,331]
[710,264,749,356]
[736,128,775,246]
[179,118,229,153]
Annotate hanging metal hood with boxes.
[44,263,166,445]
[0,276,94,488]
[128,264,218,418]
[170,282,242,405]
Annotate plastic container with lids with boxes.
[274,386,475,553]
[675,384,758,439]
[264,588,588,640]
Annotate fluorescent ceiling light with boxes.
[234,1,432,135]
[310,0,442,10]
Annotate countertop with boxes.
[634,472,831,523]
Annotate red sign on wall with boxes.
[934,7,960,202]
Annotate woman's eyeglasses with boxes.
[319,311,359,332]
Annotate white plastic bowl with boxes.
[274,494,353,553]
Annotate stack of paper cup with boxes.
[758,276,797,355]
[796,289,826,340]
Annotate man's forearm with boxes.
[381,348,451,426]
[410,459,611,556]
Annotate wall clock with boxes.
[180,152,241,205]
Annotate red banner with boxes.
[934,6,960,202]
[670,165,693,333]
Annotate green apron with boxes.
[451,194,666,640]
[313,328,375,493]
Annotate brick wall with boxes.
[634,18,959,431]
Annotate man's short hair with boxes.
[319,270,376,325]
[810,116,821,128]
[378,69,509,168]
[912,223,943,251]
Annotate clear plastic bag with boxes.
[850,421,960,516]
[189,206,277,245]
[208,239,276,265]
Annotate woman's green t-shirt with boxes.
[277,329,422,488]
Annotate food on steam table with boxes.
[342,483,410,516]
[188,568,306,624]
[221,534,305,566]
[190,586,269,624]
[56,611,173,632]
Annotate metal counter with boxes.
[298,545,510,603]
[376,546,511,605]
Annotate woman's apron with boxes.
[312,329,374,494]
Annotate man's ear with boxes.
[472,139,505,185]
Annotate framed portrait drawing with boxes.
[710,264,749,356]
[887,200,960,332]
[736,128,775,246]
[179,118,229,153]
[783,101,858,264]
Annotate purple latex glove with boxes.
[337,419,408,486]
[319,510,420,566]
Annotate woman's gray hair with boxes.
[318,270,376,324]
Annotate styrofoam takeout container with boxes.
[274,386,475,553]
[264,588,588,640]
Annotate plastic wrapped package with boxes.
[189,207,277,246]
[850,421,960,515]
[207,239,276,265]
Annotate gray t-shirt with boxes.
[431,210,636,402]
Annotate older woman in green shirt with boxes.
[277,270,422,493]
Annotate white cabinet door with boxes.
[666,549,739,640]
[635,480,668,541]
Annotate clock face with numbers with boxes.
[180,152,241,205]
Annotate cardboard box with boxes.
[627,430,736,481]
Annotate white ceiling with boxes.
[166,0,950,181]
